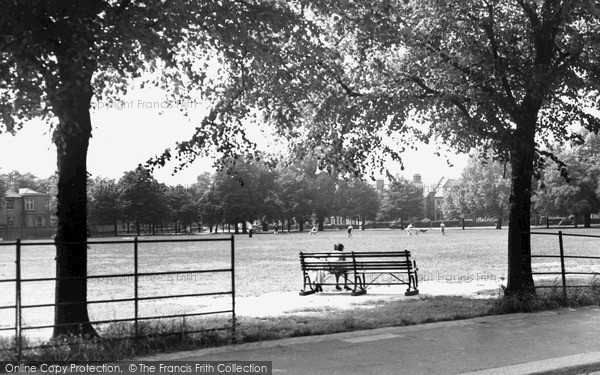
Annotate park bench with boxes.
[299,249,419,296]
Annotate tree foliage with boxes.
[334,178,380,226]
[379,177,423,221]
[88,177,122,226]
[444,156,511,228]
[1,0,323,335]
[534,132,600,227]
[119,167,169,233]
[165,185,200,232]
[283,0,600,295]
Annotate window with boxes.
[36,217,43,227]
[25,198,34,211]
[6,199,14,210]
[7,217,14,227]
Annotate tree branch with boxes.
[480,2,517,113]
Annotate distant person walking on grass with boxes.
[440,222,446,236]
[406,223,413,235]
[347,225,353,238]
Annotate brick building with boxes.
[0,183,52,230]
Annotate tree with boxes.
[445,157,511,229]
[88,177,122,235]
[270,1,599,296]
[379,177,424,222]
[1,171,52,193]
[0,175,7,210]
[198,189,223,233]
[310,172,337,231]
[191,173,213,196]
[1,1,318,336]
[119,167,169,235]
[210,160,277,232]
[166,185,200,233]
[275,160,321,232]
[335,178,380,228]
[534,132,600,227]
[442,182,471,221]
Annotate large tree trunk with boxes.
[505,121,536,296]
[52,58,96,337]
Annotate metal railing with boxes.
[530,231,600,299]
[0,235,235,359]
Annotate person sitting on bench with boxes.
[331,244,352,291]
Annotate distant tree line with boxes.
[2,161,430,235]
[4,131,599,234]
[443,132,600,229]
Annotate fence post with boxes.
[15,239,22,360]
[230,235,236,343]
[558,231,567,300]
[134,237,139,338]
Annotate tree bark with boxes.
[496,217,503,230]
[52,58,96,337]
[505,121,536,296]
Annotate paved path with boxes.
[141,307,600,375]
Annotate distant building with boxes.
[413,174,456,221]
[0,183,52,228]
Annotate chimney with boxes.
[413,174,422,184]
[11,182,19,193]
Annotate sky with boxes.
[0,95,470,187]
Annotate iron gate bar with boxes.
[21,309,236,332]
[533,271,600,275]
[15,239,21,359]
[530,255,600,259]
[230,235,236,342]
[530,231,600,239]
[20,290,233,309]
[19,268,232,282]
[134,236,139,338]
[7,237,233,246]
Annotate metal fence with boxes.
[530,231,600,298]
[0,235,235,359]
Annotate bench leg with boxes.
[300,275,318,296]
[405,273,419,296]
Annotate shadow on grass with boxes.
[3,283,600,362]
[0,296,494,362]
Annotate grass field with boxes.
[1,226,600,342]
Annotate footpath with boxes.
[139,286,600,375]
